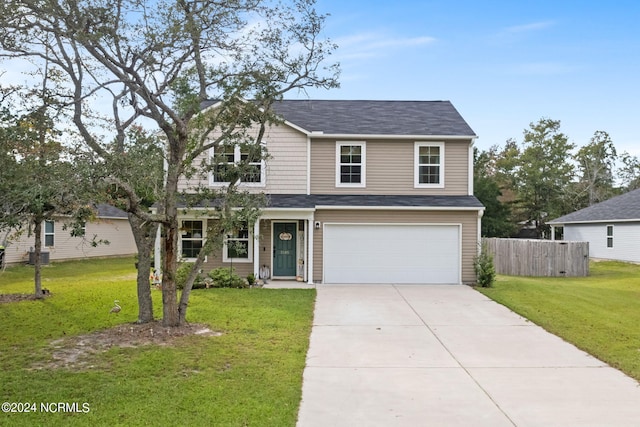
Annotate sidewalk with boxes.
[296,284,640,426]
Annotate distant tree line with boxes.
[474,118,640,239]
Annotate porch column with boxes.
[307,218,314,284]
[253,218,260,279]
[551,225,556,241]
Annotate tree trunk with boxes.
[32,217,43,298]
[161,161,180,327]
[178,237,209,325]
[128,213,155,324]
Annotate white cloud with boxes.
[333,32,436,62]
[505,21,555,34]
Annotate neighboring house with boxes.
[2,204,137,266]
[178,100,484,284]
[548,188,640,263]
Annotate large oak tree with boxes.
[0,0,339,325]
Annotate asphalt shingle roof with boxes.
[182,194,483,210]
[548,188,640,224]
[202,99,476,137]
[96,204,128,219]
[266,194,483,209]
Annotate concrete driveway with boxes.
[296,284,640,427]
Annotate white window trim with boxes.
[414,141,445,188]
[209,143,266,188]
[606,225,614,248]
[335,141,366,188]
[223,222,253,263]
[44,220,55,247]
[179,219,206,261]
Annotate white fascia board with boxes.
[549,218,640,226]
[200,100,224,113]
[178,207,315,221]
[315,205,485,212]
[310,134,476,140]
[280,120,313,135]
[260,209,315,220]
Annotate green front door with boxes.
[273,222,297,277]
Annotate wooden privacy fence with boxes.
[482,238,589,277]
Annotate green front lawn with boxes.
[477,260,640,381]
[0,257,315,426]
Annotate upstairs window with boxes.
[211,143,265,186]
[239,145,263,183]
[606,225,614,248]
[415,142,445,188]
[224,222,252,262]
[181,220,204,259]
[336,142,366,187]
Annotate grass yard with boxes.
[477,260,640,381]
[0,257,315,426]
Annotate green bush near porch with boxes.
[0,257,315,426]
[477,260,640,381]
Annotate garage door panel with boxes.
[323,224,460,284]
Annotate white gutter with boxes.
[548,218,640,225]
[315,205,485,211]
[309,133,477,140]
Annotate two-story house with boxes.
[177,100,484,284]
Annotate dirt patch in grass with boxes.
[32,321,222,370]
[0,292,50,303]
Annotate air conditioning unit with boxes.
[28,251,50,265]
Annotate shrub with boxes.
[474,244,496,287]
[208,267,247,288]
[175,262,206,290]
[246,273,256,287]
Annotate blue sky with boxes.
[295,0,640,156]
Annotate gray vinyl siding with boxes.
[312,209,479,284]
[178,123,309,194]
[310,139,470,195]
[197,219,254,278]
[263,126,308,194]
[199,218,309,280]
[564,222,640,263]
[198,219,279,278]
[2,218,136,265]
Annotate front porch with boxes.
[254,210,315,285]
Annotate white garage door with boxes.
[323,224,460,284]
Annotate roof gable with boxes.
[96,204,128,219]
[549,188,640,224]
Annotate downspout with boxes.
[478,209,485,254]
[307,216,314,284]
[468,138,477,196]
[306,134,313,282]
[253,219,260,279]
[306,134,311,195]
